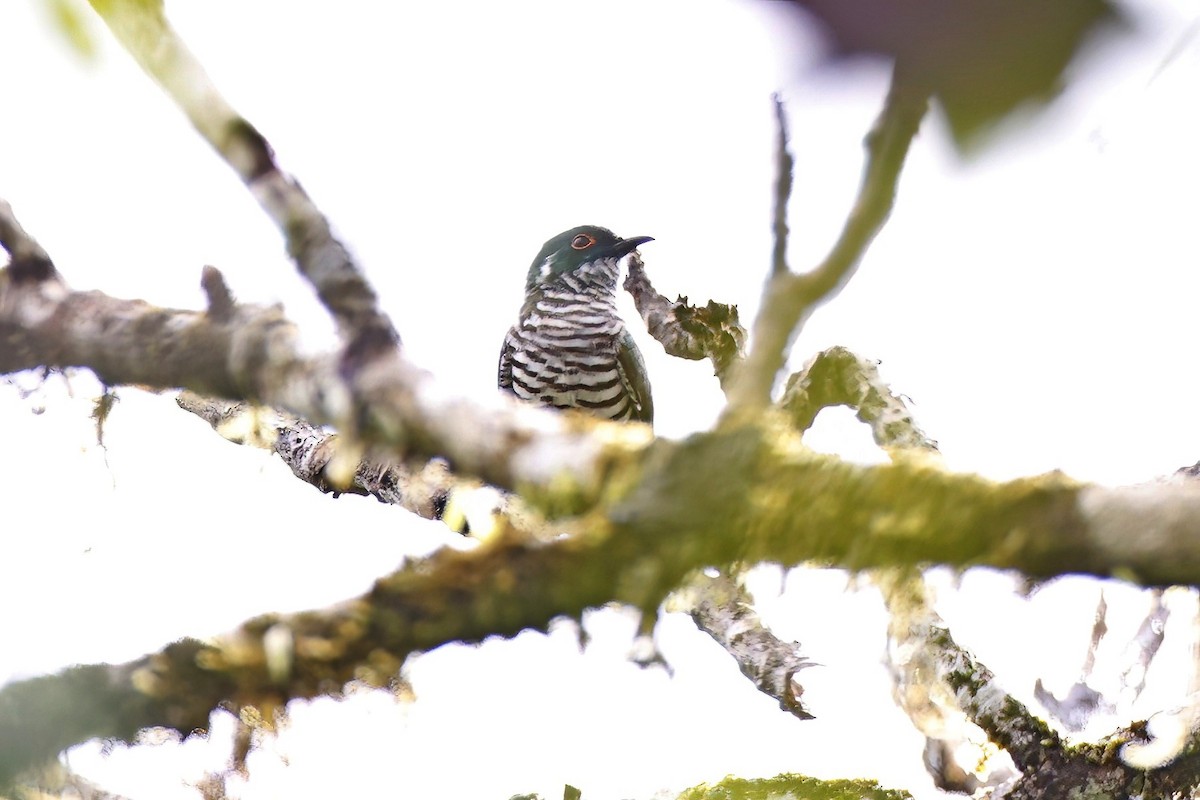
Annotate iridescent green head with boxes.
[525,225,653,292]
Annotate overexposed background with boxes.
[2,0,1199,797]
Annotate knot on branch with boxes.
[224,117,276,182]
[201,265,236,322]
[0,199,60,285]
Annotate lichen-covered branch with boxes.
[88,0,396,355]
[0,256,646,509]
[9,218,1200,584]
[176,391,474,524]
[925,621,1066,772]
[6,405,1200,780]
[882,575,1018,793]
[671,571,815,720]
[10,250,1200,581]
[622,253,746,390]
[728,70,931,411]
[782,346,939,454]
[891,586,1200,798]
[679,348,931,726]
[786,348,1002,787]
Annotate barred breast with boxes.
[500,289,644,422]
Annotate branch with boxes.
[0,258,645,509]
[728,71,931,411]
[1033,589,1170,734]
[783,348,999,787]
[9,236,1200,587]
[923,620,1066,773]
[781,346,939,454]
[883,576,1018,793]
[176,392,484,526]
[671,571,815,720]
[771,94,793,278]
[0,200,59,284]
[9,250,1200,586]
[622,253,746,390]
[892,581,1200,798]
[87,0,396,354]
[681,349,930,725]
[7,407,1200,779]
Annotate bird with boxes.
[498,225,654,425]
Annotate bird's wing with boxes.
[616,328,654,425]
[498,328,517,393]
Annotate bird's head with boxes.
[525,225,653,291]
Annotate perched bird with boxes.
[498,225,654,424]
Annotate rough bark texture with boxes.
[177,391,471,525]
[622,253,746,391]
[679,572,816,720]
[782,346,939,454]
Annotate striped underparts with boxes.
[507,271,639,421]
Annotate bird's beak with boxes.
[613,235,654,259]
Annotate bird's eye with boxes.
[571,233,596,250]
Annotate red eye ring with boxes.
[571,233,596,250]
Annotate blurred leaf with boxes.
[776,0,1127,149]
[43,0,101,61]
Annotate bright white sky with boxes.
[2,0,1200,798]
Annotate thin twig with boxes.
[728,71,930,412]
[771,94,793,278]
[88,0,396,355]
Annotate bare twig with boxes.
[88,0,396,355]
[771,94,793,278]
[1117,592,1174,698]
[1034,588,1171,738]
[201,265,236,323]
[728,71,931,412]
